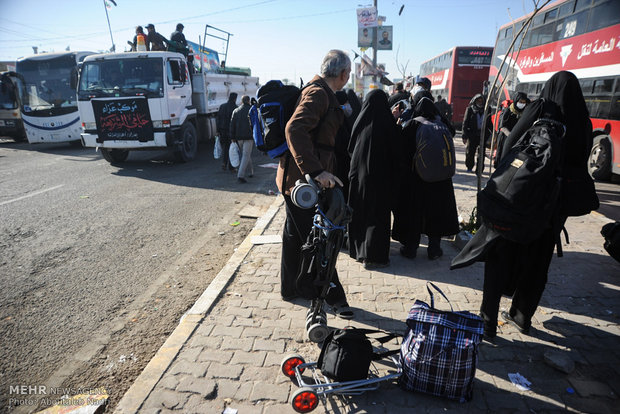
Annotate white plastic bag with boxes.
[213,136,222,160]
[229,142,241,168]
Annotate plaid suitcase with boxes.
[399,282,483,402]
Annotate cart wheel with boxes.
[291,387,319,413]
[307,323,330,343]
[305,313,327,331]
[281,353,305,378]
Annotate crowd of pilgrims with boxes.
[336,83,462,270]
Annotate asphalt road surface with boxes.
[0,138,279,412]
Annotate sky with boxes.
[0,0,540,84]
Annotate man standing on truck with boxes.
[230,95,254,183]
[216,92,238,171]
[277,49,354,319]
[145,24,168,51]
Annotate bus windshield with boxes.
[17,54,77,112]
[78,58,164,100]
[457,48,492,66]
[0,78,18,110]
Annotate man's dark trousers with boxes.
[281,194,346,305]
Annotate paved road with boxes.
[0,138,278,412]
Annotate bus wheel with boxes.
[101,148,129,164]
[174,122,198,162]
[589,136,612,181]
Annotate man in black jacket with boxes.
[216,92,238,171]
[145,24,168,51]
[229,95,254,183]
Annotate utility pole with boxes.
[372,0,378,84]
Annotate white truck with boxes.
[76,51,258,163]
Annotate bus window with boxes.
[580,79,594,94]
[588,0,620,32]
[530,22,555,46]
[533,13,545,27]
[560,9,589,38]
[610,97,620,121]
[544,8,558,22]
[558,1,575,17]
[574,0,592,12]
[593,79,614,94]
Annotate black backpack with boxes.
[601,221,620,263]
[249,80,321,158]
[478,117,566,244]
[317,328,399,381]
[412,116,456,182]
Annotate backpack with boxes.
[249,80,319,158]
[412,116,455,182]
[317,328,399,382]
[478,117,566,244]
[601,221,620,263]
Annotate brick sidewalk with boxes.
[117,142,620,414]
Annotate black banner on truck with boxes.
[92,98,153,142]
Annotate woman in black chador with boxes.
[347,90,399,269]
[392,91,459,260]
[451,71,599,340]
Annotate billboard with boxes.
[358,27,374,48]
[376,26,393,51]
[187,40,221,72]
[356,7,378,28]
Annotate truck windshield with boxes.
[78,58,164,100]
[16,54,77,113]
[0,78,18,110]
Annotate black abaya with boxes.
[392,96,459,247]
[347,90,399,264]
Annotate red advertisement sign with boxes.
[511,24,620,76]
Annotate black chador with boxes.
[347,90,399,266]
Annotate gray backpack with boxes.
[413,116,455,182]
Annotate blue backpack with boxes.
[249,80,319,158]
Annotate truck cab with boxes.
[78,51,198,163]
[0,71,26,141]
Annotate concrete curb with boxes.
[113,195,285,414]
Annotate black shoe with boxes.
[427,248,443,260]
[238,177,247,183]
[282,294,299,302]
[501,311,530,334]
[399,245,417,259]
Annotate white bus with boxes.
[16,51,93,144]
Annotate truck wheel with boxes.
[589,136,612,181]
[11,134,27,143]
[101,148,129,164]
[174,122,198,162]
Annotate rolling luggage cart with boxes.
[280,352,402,413]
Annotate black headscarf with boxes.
[347,89,362,121]
[513,91,530,104]
[335,90,347,105]
[349,90,393,154]
[501,71,591,166]
[410,90,455,136]
[414,96,440,120]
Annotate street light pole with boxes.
[372,0,378,84]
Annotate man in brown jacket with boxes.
[278,49,353,319]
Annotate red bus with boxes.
[419,46,494,127]
[488,0,620,180]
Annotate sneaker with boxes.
[238,177,247,183]
[501,311,530,334]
